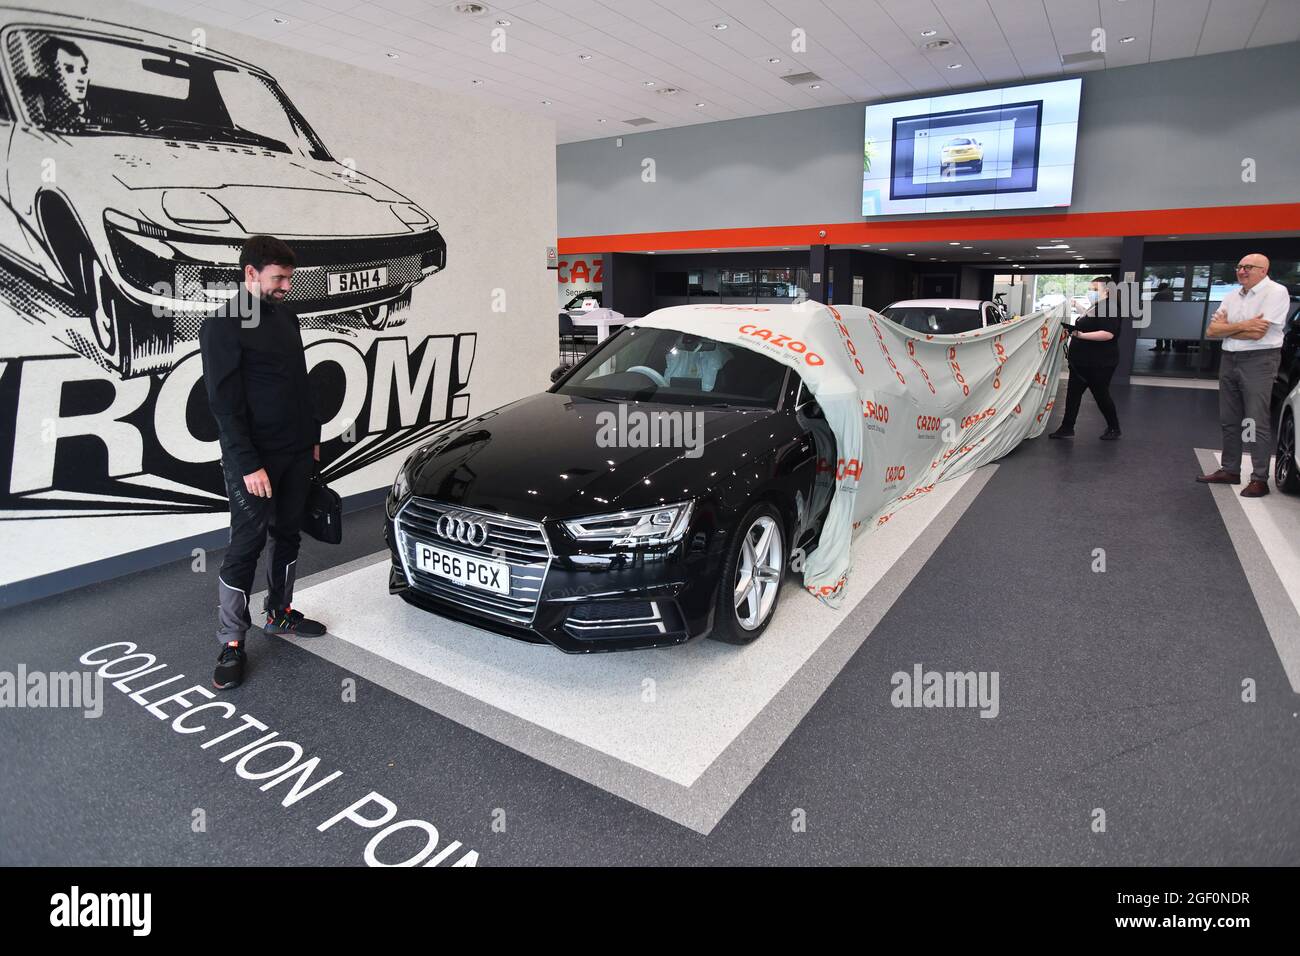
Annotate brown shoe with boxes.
[1240,480,1270,498]
[1196,469,1240,484]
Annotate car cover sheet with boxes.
[633,303,1066,607]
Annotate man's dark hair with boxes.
[240,235,296,272]
[1090,276,1111,285]
[41,37,87,74]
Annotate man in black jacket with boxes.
[200,235,326,691]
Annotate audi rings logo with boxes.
[436,512,490,547]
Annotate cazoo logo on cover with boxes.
[0,10,446,378]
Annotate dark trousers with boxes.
[1061,361,1120,431]
[1219,348,1281,482]
[216,450,315,644]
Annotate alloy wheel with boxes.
[733,515,783,631]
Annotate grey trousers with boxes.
[1219,348,1281,481]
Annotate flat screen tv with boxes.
[862,78,1082,216]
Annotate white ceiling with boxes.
[132,0,1300,143]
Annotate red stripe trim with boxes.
[557,203,1300,254]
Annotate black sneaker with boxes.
[264,606,327,637]
[1048,427,1074,439]
[213,642,245,690]
[1100,428,1122,440]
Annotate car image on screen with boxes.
[940,136,984,174]
[0,10,447,377]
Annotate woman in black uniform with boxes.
[1050,276,1122,440]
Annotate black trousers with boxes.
[1061,361,1120,431]
[216,450,315,644]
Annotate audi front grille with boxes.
[394,498,552,626]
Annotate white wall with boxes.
[0,0,557,596]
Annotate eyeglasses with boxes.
[1235,264,1262,272]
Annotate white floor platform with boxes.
[261,468,994,833]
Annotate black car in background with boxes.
[384,325,835,652]
[1271,296,1300,422]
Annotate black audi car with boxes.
[384,324,837,652]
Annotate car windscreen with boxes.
[555,326,786,408]
[882,306,983,335]
[6,30,331,158]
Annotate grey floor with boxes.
[2,381,1297,866]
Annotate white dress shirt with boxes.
[1216,275,1290,352]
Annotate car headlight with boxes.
[392,467,411,502]
[391,203,430,226]
[563,501,694,547]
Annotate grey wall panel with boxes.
[558,43,1300,239]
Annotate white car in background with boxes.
[1275,382,1300,494]
[879,298,1005,335]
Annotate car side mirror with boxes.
[550,364,572,384]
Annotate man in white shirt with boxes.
[1197,253,1291,497]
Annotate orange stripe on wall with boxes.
[557,203,1300,254]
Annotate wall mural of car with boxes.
[940,136,983,174]
[0,10,447,377]
[384,324,837,652]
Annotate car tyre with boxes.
[708,501,787,645]
[1276,411,1300,494]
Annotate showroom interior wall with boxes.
[557,41,1300,239]
[0,0,558,608]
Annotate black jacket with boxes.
[199,295,321,475]
[1069,299,1122,366]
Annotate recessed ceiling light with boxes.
[947,63,962,69]
[879,247,888,251]
[470,79,483,86]
[647,251,656,255]
[694,102,706,107]
[930,257,937,260]
[713,23,728,30]
[710,249,718,252]
[921,29,937,37]
[861,244,871,247]
[496,18,511,27]
[769,57,781,64]
[998,256,1007,259]
[948,241,960,245]
[643,80,655,86]
[924,39,954,51]
[907,252,916,256]
[1120,36,1135,43]
[455,2,487,13]
[982,252,991,255]
[272,16,287,23]
[810,84,822,89]
[657,87,680,95]
[578,54,592,60]
[962,246,973,249]
[596,118,606,123]
[541,99,551,105]
[386,52,399,58]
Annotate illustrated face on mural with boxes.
[53,43,89,105]
[245,263,294,302]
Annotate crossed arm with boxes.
[1206,310,1270,340]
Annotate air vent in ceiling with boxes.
[923,38,953,50]
[780,71,822,86]
[1060,51,1104,67]
[623,117,656,126]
